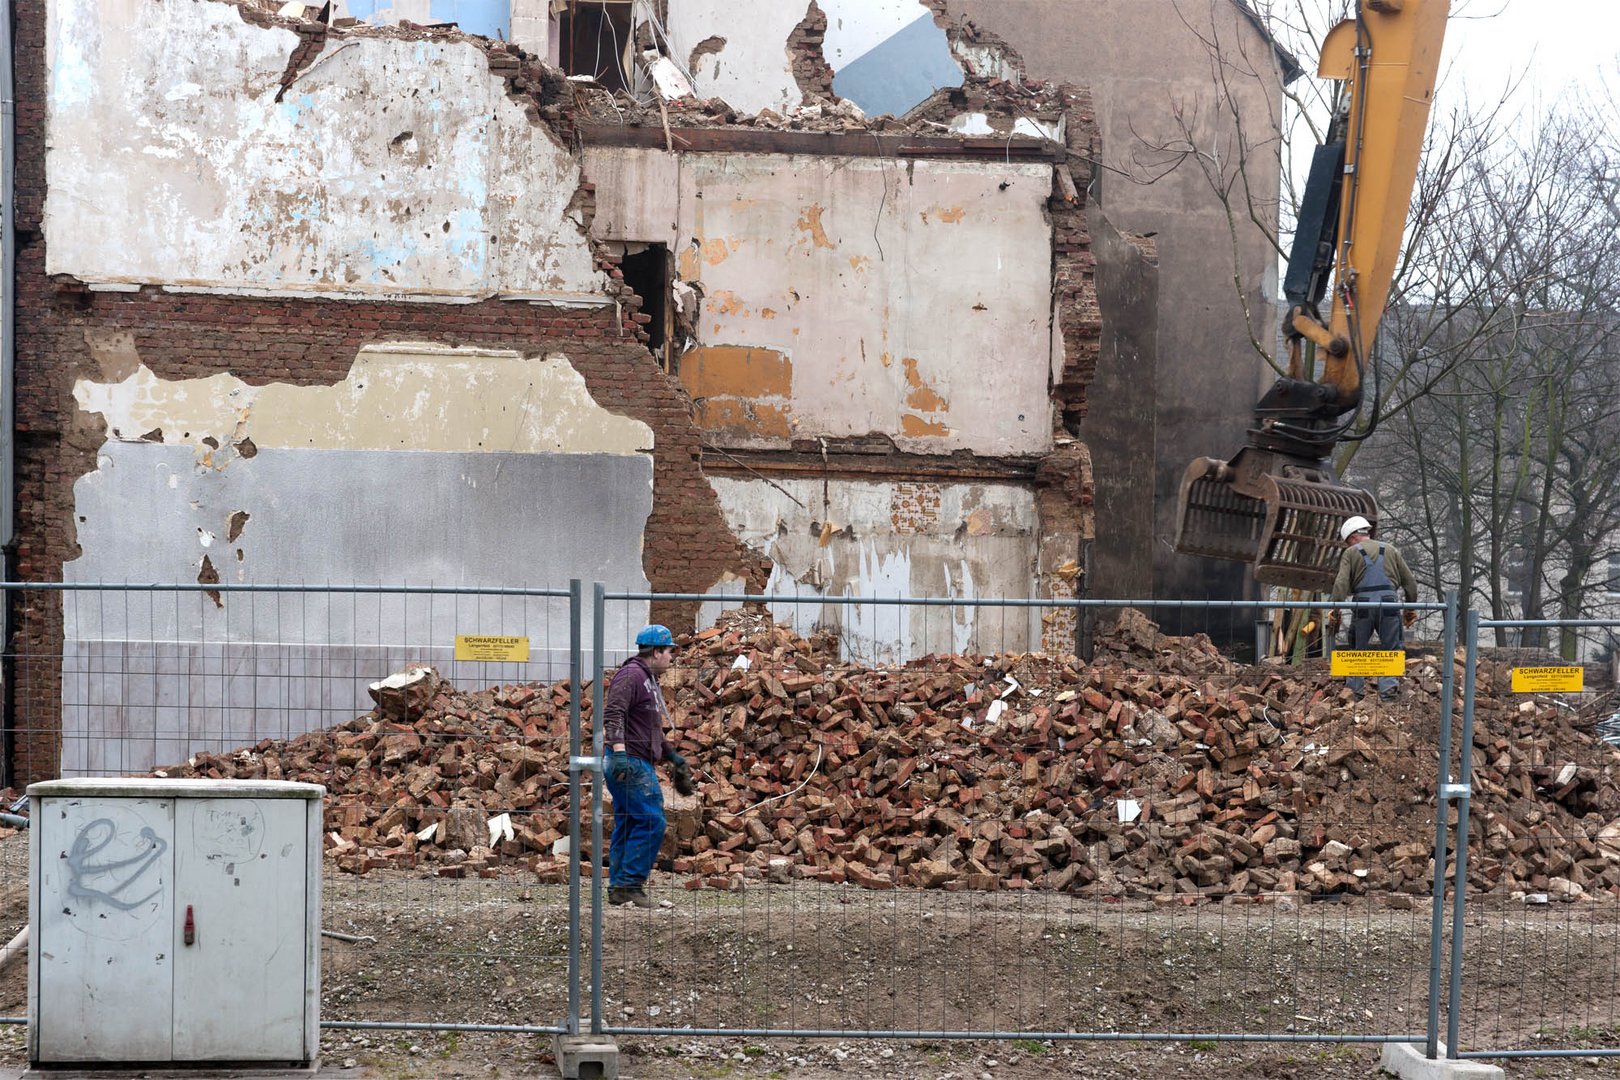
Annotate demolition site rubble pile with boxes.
[151,611,1620,901]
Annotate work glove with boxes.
[1403,610,1418,629]
[1325,610,1342,637]
[666,750,696,796]
[605,749,630,783]
[671,761,696,797]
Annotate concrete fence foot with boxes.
[552,1034,619,1080]
[1379,1042,1504,1079]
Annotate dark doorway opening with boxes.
[619,243,671,371]
[558,1,635,93]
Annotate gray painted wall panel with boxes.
[60,444,650,776]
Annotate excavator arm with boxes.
[1175,0,1449,591]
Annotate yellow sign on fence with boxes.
[1330,650,1407,677]
[1511,666,1584,693]
[454,635,530,663]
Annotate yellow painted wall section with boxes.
[680,346,794,399]
[72,343,653,460]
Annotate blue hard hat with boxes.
[635,624,675,647]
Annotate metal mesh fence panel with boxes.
[1452,616,1620,1062]
[2,582,587,1036]
[590,589,1452,1045]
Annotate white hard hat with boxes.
[1339,515,1372,542]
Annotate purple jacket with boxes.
[603,656,671,763]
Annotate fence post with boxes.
[590,583,607,1037]
[1445,607,1482,1058]
[1424,590,1459,1059]
[566,579,583,1036]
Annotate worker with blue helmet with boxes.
[602,623,694,907]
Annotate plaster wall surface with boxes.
[950,0,1282,605]
[700,476,1039,662]
[664,0,805,116]
[60,344,654,774]
[587,147,1056,456]
[61,443,651,775]
[45,0,601,302]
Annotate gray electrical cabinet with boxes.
[28,778,324,1068]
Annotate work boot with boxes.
[609,886,655,909]
[1380,687,1400,702]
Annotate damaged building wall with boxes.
[15,0,766,779]
[664,152,1055,454]
[665,0,807,116]
[61,346,655,774]
[699,477,1041,661]
[582,119,1099,654]
[664,0,966,118]
[565,0,1280,611]
[942,0,1288,610]
[46,0,599,301]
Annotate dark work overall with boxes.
[1350,545,1402,696]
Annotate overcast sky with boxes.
[1437,0,1617,113]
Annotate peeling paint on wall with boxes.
[58,338,658,774]
[45,0,601,301]
[665,0,806,115]
[72,343,654,460]
[669,152,1053,454]
[699,475,1038,660]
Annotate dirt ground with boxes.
[5,828,1620,1080]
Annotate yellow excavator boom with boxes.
[1174,0,1450,592]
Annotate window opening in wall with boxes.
[619,243,672,372]
[1607,552,1620,596]
[558,1,635,93]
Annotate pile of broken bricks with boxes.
[146,609,1620,902]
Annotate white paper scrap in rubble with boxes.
[732,654,752,671]
[416,821,440,843]
[985,699,1008,726]
[487,812,514,847]
[643,53,696,100]
[1117,799,1142,824]
[1000,675,1021,699]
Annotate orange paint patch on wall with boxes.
[935,206,966,223]
[678,243,701,280]
[796,204,835,249]
[680,346,794,398]
[709,290,750,317]
[694,398,794,439]
[703,238,741,266]
[901,357,948,413]
[900,414,950,437]
[848,255,870,272]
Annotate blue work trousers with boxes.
[1348,590,1403,695]
[605,756,665,888]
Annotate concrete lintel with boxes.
[552,1034,620,1080]
[1379,1042,1504,1080]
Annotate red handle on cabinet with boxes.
[183,904,195,946]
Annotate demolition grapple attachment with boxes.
[1174,447,1377,593]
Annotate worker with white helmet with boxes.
[1327,516,1419,700]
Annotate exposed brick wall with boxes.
[1040,87,1103,646]
[6,0,766,783]
[1052,88,1103,434]
[787,1,836,102]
